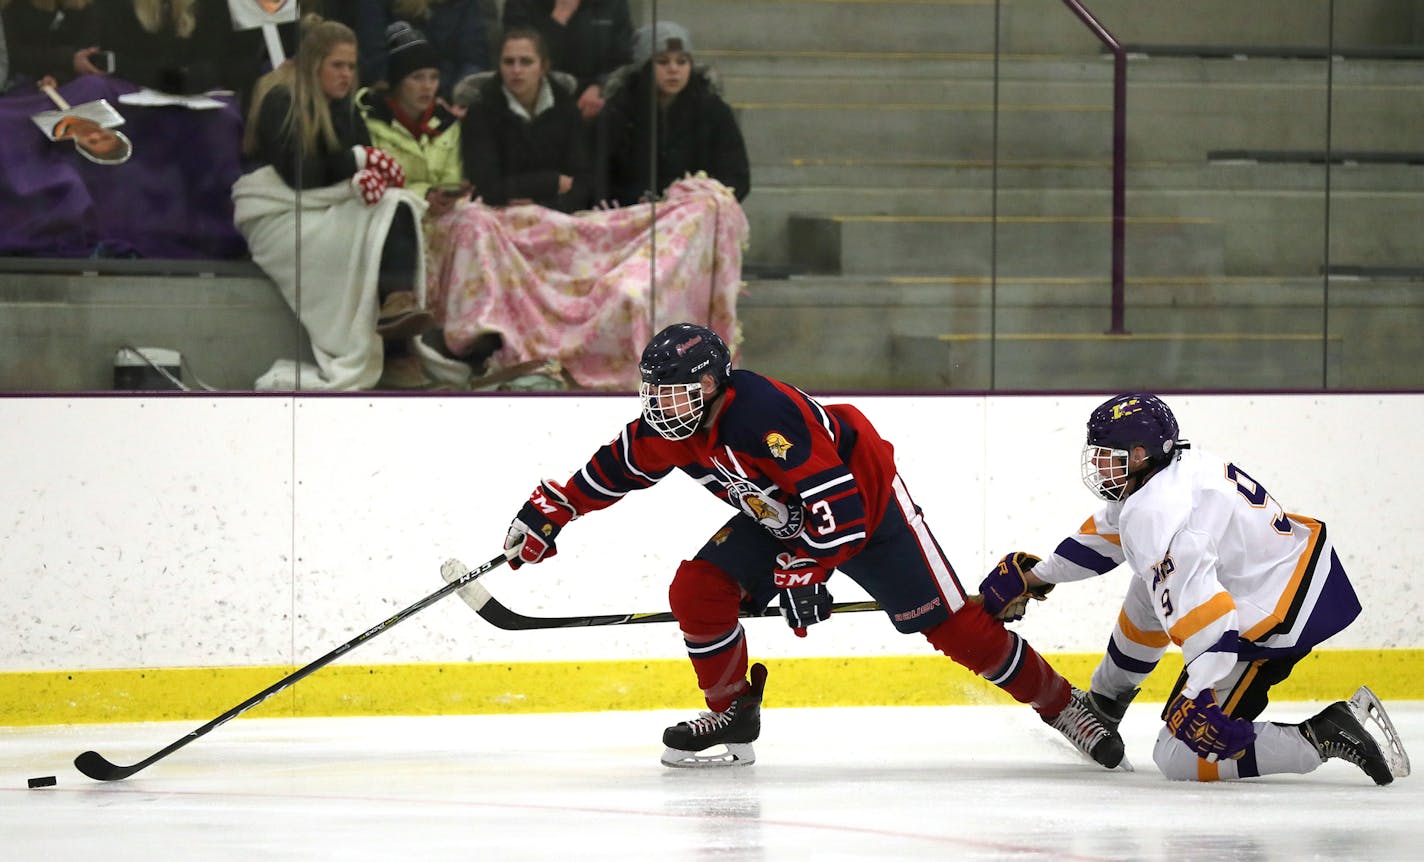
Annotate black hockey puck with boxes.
[27,775,57,789]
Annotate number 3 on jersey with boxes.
[810,500,837,534]
[1225,463,1292,534]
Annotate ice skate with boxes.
[1088,687,1140,733]
[661,663,767,768]
[1301,686,1410,785]
[1045,686,1128,770]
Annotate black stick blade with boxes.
[74,750,133,781]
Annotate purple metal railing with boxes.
[1059,0,1128,333]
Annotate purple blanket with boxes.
[0,75,248,259]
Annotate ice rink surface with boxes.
[3,701,1419,861]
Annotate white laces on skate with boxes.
[1045,689,1128,770]
[682,709,735,738]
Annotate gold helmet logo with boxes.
[764,431,793,459]
[1110,398,1142,420]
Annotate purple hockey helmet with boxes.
[1081,393,1184,500]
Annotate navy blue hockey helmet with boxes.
[638,323,731,439]
[1082,393,1186,500]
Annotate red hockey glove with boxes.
[350,168,387,206]
[773,552,831,637]
[356,145,406,189]
[976,551,1051,621]
[504,480,577,569]
[1165,688,1256,762]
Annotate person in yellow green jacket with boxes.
[357,21,467,212]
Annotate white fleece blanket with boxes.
[232,166,468,390]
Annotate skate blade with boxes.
[1349,685,1412,779]
[660,743,756,769]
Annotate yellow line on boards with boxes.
[3,650,1419,727]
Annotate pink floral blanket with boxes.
[424,175,748,390]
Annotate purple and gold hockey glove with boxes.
[1165,689,1256,762]
[976,551,1051,621]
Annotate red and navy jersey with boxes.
[557,370,898,574]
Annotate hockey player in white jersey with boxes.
[978,393,1410,784]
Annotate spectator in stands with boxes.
[357,21,465,200]
[501,0,632,123]
[1,0,102,88]
[331,0,490,103]
[357,19,468,380]
[233,14,465,391]
[597,21,750,207]
[459,26,592,213]
[95,0,236,95]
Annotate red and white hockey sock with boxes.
[923,602,1071,716]
[684,625,750,712]
[669,559,751,712]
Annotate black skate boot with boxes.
[661,663,767,768]
[1088,687,1140,733]
[1044,686,1127,770]
[1299,688,1405,786]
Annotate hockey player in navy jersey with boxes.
[503,323,1124,768]
[979,393,1411,784]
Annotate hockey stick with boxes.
[439,558,882,630]
[73,552,510,782]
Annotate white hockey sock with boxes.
[1153,722,1322,780]
[1247,721,1325,777]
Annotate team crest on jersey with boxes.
[724,477,804,539]
[764,431,794,459]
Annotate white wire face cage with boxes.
[1081,444,1132,501]
[639,381,706,440]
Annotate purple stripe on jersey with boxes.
[1238,550,1361,660]
[1054,537,1119,574]
[1204,630,1240,655]
[1106,637,1160,675]
[1237,742,1261,778]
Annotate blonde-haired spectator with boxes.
[233,15,467,390]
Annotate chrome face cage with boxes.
[1082,444,1131,501]
[639,381,705,440]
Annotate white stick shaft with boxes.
[41,84,72,111]
[263,24,286,70]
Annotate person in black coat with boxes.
[597,21,750,207]
[500,0,631,122]
[1,0,101,87]
[459,27,592,213]
[95,0,238,94]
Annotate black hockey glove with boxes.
[778,583,833,637]
[504,480,576,569]
[976,551,1052,621]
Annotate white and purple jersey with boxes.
[1032,448,1360,699]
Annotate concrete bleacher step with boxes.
[744,181,1424,273]
[784,213,1224,277]
[650,0,998,54]
[0,267,301,391]
[737,272,1424,390]
[890,331,1344,390]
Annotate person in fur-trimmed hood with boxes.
[596,21,749,207]
[458,26,592,213]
